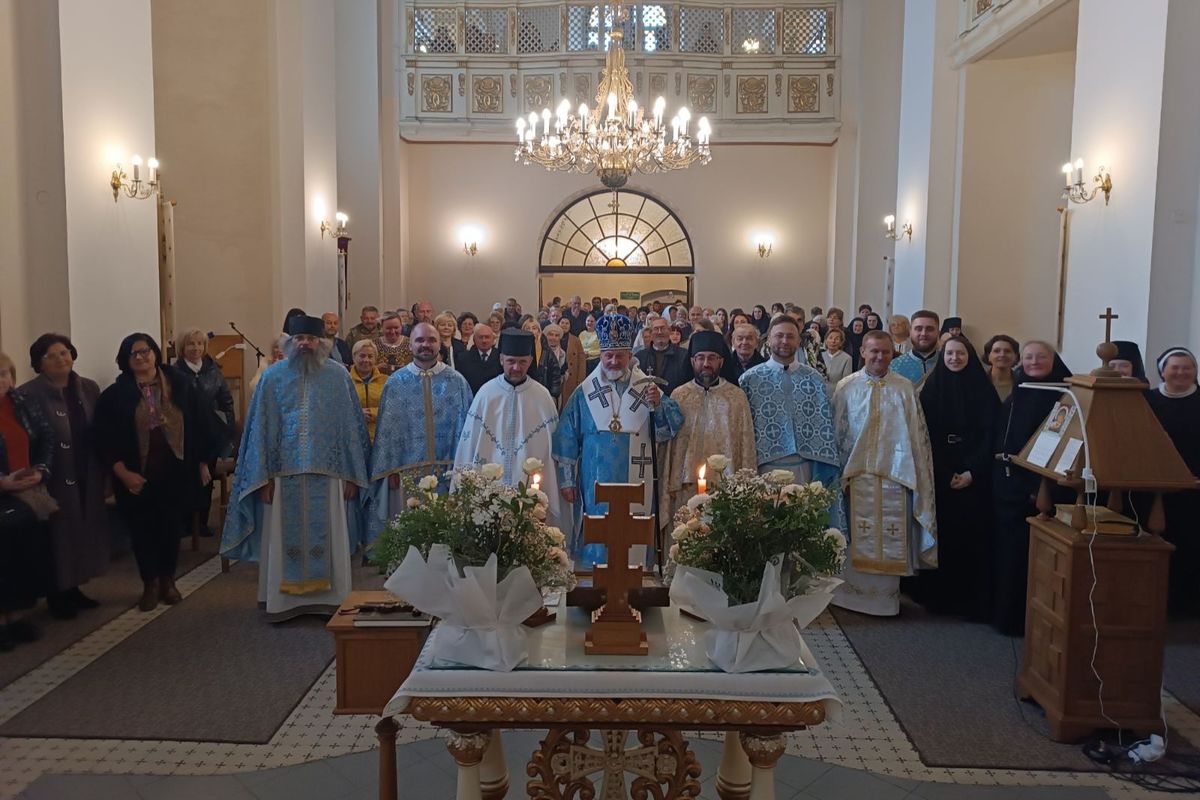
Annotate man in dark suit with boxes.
[456,324,502,395]
[564,295,590,336]
[322,312,352,366]
[729,322,766,380]
[635,315,691,396]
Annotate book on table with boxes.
[1053,503,1138,535]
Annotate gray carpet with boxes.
[1165,620,1200,716]
[0,558,383,743]
[833,600,1185,771]
[0,540,216,689]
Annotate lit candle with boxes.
[607,92,618,121]
[697,464,707,495]
[653,96,666,128]
[531,473,541,492]
[517,117,527,143]
[147,157,159,183]
[541,108,551,139]
[131,154,142,182]
[1073,158,1084,187]
[1062,162,1072,188]
[627,99,637,127]
[679,107,691,136]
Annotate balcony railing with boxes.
[400,2,841,141]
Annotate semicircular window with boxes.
[540,190,694,271]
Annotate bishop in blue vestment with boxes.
[367,323,473,543]
[221,316,370,621]
[553,314,683,568]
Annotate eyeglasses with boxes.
[130,347,154,359]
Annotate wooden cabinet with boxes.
[1017,516,1173,742]
[326,591,430,716]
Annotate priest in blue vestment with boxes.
[889,310,941,385]
[553,314,684,568]
[367,322,473,542]
[740,315,846,531]
[221,316,370,622]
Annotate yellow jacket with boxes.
[352,367,387,441]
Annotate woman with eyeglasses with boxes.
[93,334,218,612]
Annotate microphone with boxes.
[214,343,246,361]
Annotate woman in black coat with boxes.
[0,352,55,649]
[93,334,217,612]
[172,329,235,535]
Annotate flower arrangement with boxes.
[669,454,846,605]
[371,458,575,592]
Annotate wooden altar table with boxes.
[375,602,841,800]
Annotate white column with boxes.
[891,0,961,318]
[270,0,339,323]
[58,0,160,385]
[1061,0,1200,372]
[336,0,384,318]
[0,1,71,373]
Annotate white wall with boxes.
[58,0,160,385]
[955,51,1075,348]
[402,143,834,318]
[1060,0,1178,371]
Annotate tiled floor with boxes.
[1,554,1195,800]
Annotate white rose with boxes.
[767,469,794,485]
[686,518,702,532]
[480,463,504,481]
[668,543,681,561]
[824,528,847,552]
[533,504,547,520]
[417,475,438,492]
[706,454,729,473]
[808,480,825,493]
[523,457,544,475]
[405,497,421,509]
[686,493,713,511]
[779,483,803,498]
[548,546,570,566]
[545,526,565,545]
[536,490,549,506]
[671,524,690,542]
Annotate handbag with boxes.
[12,484,59,522]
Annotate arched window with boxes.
[539,190,694,271]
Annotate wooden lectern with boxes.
[1011,314,1198,742]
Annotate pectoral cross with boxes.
[1099,307,1118,343]
[583,483,653,656]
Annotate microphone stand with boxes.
[229,321,266,366]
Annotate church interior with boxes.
[1,0,1199,798]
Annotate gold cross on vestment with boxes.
[1099,307,1119,342]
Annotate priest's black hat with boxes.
[688,330,727,358]
[499,329,535,357]
[285,314,325,337]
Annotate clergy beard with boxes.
[284,338,333,376]
[602,367,629,383]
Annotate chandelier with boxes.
[513,4,712,189]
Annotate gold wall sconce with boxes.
[110,155,160,201]
[320,212,349,239]
[757,239,773,259]
[884,215,912,241]
[1062,159,1113,205]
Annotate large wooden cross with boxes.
[1099,307,1119,342]
[583,482,653,656]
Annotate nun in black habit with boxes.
[1109,340,1147,380]
[1144,347,1200,617]
[990,343,1072,635]
[907,336,1000,619]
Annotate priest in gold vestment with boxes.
[831,331,937,616]
[660,332,757,529]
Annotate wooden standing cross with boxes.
[583,482,653,656]
[1099,307,1119,342]
[1094,307,1120,375]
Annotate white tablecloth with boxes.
[383,603,842,720]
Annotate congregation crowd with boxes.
[1,293,1197,648]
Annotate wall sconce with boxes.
[320,212,349,239]
[460,226,480,256]
[757,239,773,258]
[883,214,912,241]
[1061,159,1113,205]
[110,154,160,201]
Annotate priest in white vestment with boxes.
[221,316,370,622]
[454,329,563,527]
[831,330,937,616]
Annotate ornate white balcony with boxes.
[398,1,841,143]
